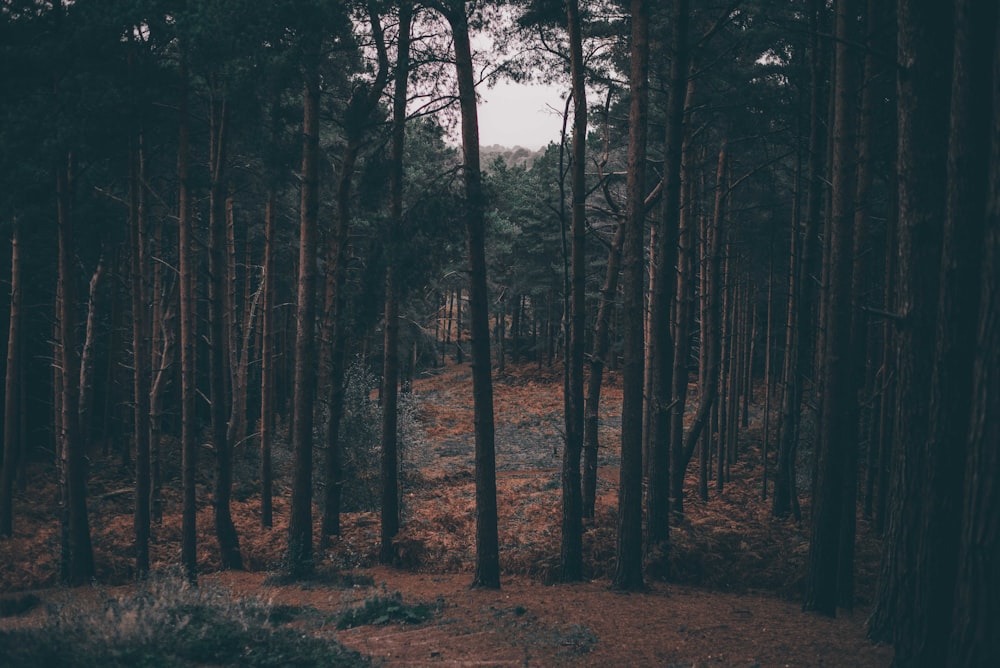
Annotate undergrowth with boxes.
[0,572,369,667]
[336,590,437,629]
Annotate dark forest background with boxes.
[0,1,996,665]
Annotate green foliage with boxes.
[0,573,370,667]
[336,591,436,630]
[328,358,422,513]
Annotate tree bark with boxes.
[260,188,275,528]
[287,36,321,577]
[560,0,587,582]
[129,117,152,576]
[208,94,242,571]
[908,0,995,661]
[613,0,650,593]
[803,0,861,616]
[582,223,624,520]
[773,0,825,520]
[0,218,22,537]
[380,1,411,565]
[649,0,690,539]
[868,0,953,643]
[321,1,390,548]
[57,158,94,586]
[437,2,500,588]
[947,18,1000,660]
[177,58,197,583]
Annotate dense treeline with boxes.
[0,1,996,665]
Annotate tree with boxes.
[381,1,413,565]
[803,0,861,616]
[435,0,501,588]
[868,0,953,643]
[320,1,389,546]
[57,156,95,586]
[882,0,996,660]
[0,218,22,537]
[645,0,690,546]
[560,0,586,583]
[286,23,322,577]
[613,0,650,593]
[177,56,198,584]
[128,80,152,575]
[773,0,826,521]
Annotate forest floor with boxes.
[0,361,892,666]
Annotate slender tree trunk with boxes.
[0,218,22,537]
[613,0,649,593]
[670,163,704,513]
[447,2,500,589]
[129,118,152,576]
[560,0,587,582]
[208,94,242,571]
[78,253,104,451]
[804,0,861,616]
[287,35,322,576]
[583,224,624,520]
[178,60,197,583]
[148,194,173,526]
[321,4,389,547]
[773,0,825,520]
[762,251,775,499]
[57,158,94,586]
[260,188,275,528]
[648,0,689,539]
[684,144,725,497]
[380,1,411,565]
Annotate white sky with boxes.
[477,80,568,150]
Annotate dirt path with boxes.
[216,568,891,667]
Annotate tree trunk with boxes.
[178,60,198,583]
[0,218,23,537]
[583,222,624,519]
[948,19,1000,660]
[380,1,411,565]
[684,144,726,498]
[613,0,649,593]
[57,158,94,586]
[905,0,994,661]
[560,0,586,582]
[129,119,152,576]
[208,94,242,571]
[803,0,861,617]
[260,188,275,528]
[447,3,500,589]
[868,0,953,642]
[773,0,825,520]
[648,0,689,540]
[321,3,390,548]
[287,36,321,577]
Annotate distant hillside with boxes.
[481,144,547,169]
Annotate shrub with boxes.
[336,590,436,630]
[0,572,369,667]
[322,357,421,513]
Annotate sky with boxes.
[476,80,568,150]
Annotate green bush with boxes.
[324,358,421,513]
[336,591,436,630]
[0,573,369,668]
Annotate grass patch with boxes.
[336,591,436,630]
[0,573,369,667]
